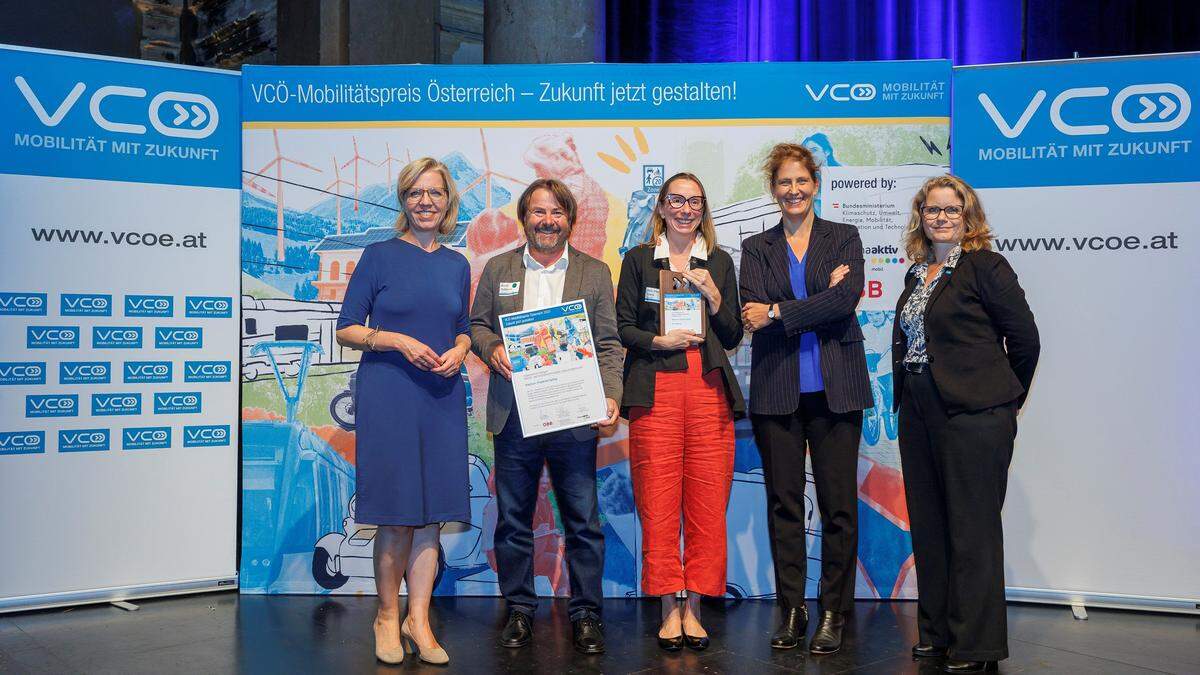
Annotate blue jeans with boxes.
[493,408,604,620]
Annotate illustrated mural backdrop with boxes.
[237,61,951,598]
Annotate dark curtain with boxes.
[604,0,1199,65]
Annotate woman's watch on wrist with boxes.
[767,304,778,321]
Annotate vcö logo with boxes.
[979,83,1191,138]
[806,83,877,102]
[92,393,141,416]
[184,424,230,447]
[125,295,173,317]
[154,391,202,414]
[93,326,143,349]
[124,361,173,383]
[156,326,202,348]
[59,428,110,452]
[61,293,112,316]
[0,362,46,385]
[14,76,220,139]
[185,360,231,382]
[185,296,233,318]
[0,292,47,316]
[564,302,585,313]
[0,430,45,455]
[60,361,111,384]
[123,427,172,450]
[26,394,78,418]
[27,326,79,348]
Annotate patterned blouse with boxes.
[900,245,962,364]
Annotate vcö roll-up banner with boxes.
[0,45,240,612]
[238,60,949,598]
[954,53,1200,612]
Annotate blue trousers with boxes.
[493,409,604,620]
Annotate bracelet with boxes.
[365,327,381,352]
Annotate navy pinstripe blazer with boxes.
[739,219,873,415]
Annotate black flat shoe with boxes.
[943,659,998,672]
[913,643,949,659]
[498,610,532,648]
[809,610,845,655]
[572,616,605,654]
[656,634,684,652]
[770,606,808,649]
[683,633,710,651]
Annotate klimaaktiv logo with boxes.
[93,326,143,349]
[0,362,46,385]
[27,326,79,348]
[123,427,171,450]
[183,424,230,447]
[805,83,878,102]
[26,394,78,418]
[155,326,202,348]
[185,296,233,318]
[184,360,231,382]
[61,293,112,316]
[978,83,1191,138]
[59,428,110,452]
[14,75,220,139]
[60,361,111,384]
[0,431,45,455]
[125,295,173,317]
[865,244,906,265]
[0,292,47,316]
[124,361,172,383]
[92,392,141,416]
[154,391,202,414]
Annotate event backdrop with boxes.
[954,53,1200,611]
[0,45,240,612]
[237,60,951,598]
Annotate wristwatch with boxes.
[767,304,778,321]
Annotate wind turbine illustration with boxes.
[324,155,354,236]
[379,142,406,194]
[460,129,525,209]
[244,129,321,261]
[340,136,378,214]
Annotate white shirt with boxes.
[522,245,570,311]
[653,234,709,271]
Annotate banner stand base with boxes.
[1007,587,1200,615]
[0,575,238,615]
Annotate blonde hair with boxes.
[648,172,717,255]
[903,174,994,263]
[394,157,460,235]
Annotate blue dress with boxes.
[336,237,471,526]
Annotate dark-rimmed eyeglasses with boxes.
[405,188,447,202]
[921,205,963,219]
[664,194,705,210]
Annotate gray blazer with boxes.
[469,245,624,440]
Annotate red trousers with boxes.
[628,348,735,597]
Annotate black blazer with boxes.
[615,242,745,416]
[739,219,873,415]
[892,249,1040,414]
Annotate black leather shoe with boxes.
[770,606,808,649]
[913,643,948,659]
[683,633,710,651]
[656,634,684,651]
[943,659,997,672]
[572,616,605,654]
[498,610,532,648]
[809,610,845,655]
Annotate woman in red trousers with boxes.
[615,172,745,651]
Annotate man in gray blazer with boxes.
[469,178,622,655]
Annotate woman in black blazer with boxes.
[740,143,872,655]
[895,175,1039,673]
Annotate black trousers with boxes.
[899,368,1016,662]
[751,392,863,612]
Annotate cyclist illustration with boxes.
[859,310,897,446]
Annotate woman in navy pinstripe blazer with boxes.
[739,143,872,655]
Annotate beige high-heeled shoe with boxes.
[401,618,449,665]
[373,619,404,664]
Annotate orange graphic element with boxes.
[312,425,357,466]
[594,127,650,175]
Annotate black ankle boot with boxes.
[769,605,808,649]
[943,659,997,672]
[809,610,845,655]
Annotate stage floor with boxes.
[1,593,1196,673]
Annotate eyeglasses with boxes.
[664,194,705,210]
[922,205,964,219]
[405,188,447,202]
[529,208,567,220]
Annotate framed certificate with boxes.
[658,270,706,336]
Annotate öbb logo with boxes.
[979,83,1191,138]
[0,292,47,316]
[14,75,219,139]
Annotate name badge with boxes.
[499,282,520,297]
[644,286,661,303]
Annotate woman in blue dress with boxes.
[336,157,471,666]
